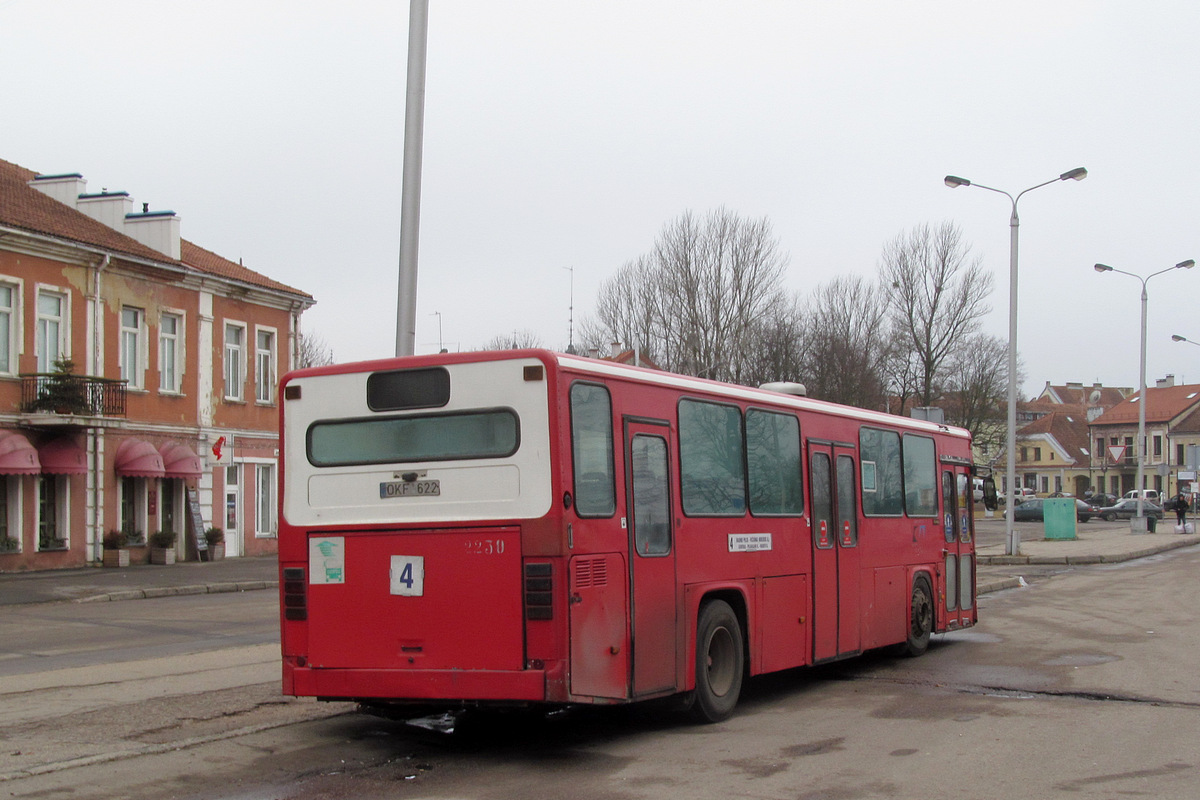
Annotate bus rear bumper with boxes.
[287,665,547,702]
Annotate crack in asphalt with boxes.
[856,674,1200,710]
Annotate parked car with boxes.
[1085,492,1118,508]
[1096,499,1164,521]
[1011,497,1095,523]
[1123,489,1160,503]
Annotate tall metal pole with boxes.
[1005,204,1020,556]
[944,168,1086,556]
[395,0,429,357]
[1095,259,1195,531]
[1137,282,1148,526]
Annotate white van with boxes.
[1123,489,1160,502]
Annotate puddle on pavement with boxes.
[1042,653,1119,667]
[938,630,1003,644]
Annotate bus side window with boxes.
[569,383,616,516]
[746,409,803,516]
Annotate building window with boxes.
[120,476,147,544]
[255,463,276,537]
[1033,447,1042,461]
[0,283,17,375]
[1153,435,1162,458]
[37,476,66,550]
[1179,444,1187,466]
[224,323,245,400]
[36,290,66,372]
[255,328,275,404]
[159,313,182,393]
[120,307,144,389]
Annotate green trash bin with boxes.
[1147,514,1157,533]
[1044,498,1078,540]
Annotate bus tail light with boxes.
[524,562,553,620]
[283,567,307,621]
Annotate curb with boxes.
[978,537,1199,567]
[75,580,279,603]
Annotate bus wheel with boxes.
[900,577,933,657]
[690,599,744,724]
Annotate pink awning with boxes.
[159,442,204,479]
[0,431,41,475]
[115,439,165,478]
[39,438,87,475]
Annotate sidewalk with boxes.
[0,555,278,606]
[974,520,1200,594]
[2,526,1198,606]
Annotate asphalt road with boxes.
[3,544,1199,799]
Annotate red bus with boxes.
[279,349,979,722]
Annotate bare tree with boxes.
[942,333,1019,456]
[295,332,334,369]
[880,222,994,407]
[584,208,788,382]
[796,275,891,410]
[483,329,544,350]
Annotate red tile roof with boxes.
[0,157,310,301]
[1019,404,1091,465]
[1091,383,1200,427]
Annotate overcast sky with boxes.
[4,1,1199,398]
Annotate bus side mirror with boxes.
[982,477,999,511]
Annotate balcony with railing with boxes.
[20,373,127,417]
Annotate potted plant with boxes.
[148,529,177,565]
[34,356,90,415]
[205,526,225,561]
[103,530,130,568]
[0,535,18,554]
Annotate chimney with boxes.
[28,173,87,207]
[1157,374,1176,389]
[610,341,622,359]
[76,190,133,230]
[124,209,181,260]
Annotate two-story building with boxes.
[0,157,313,570]
[1087,376,1200,498]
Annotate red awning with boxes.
[159,442,204,479]
[0,431,41,475]
[115,438,165,478]
[39,438,87,475]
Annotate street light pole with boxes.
[1095,259,1195,531]
[944,168,1087,556]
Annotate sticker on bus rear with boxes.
[310,537,345,584]
[390,555,425,596]
[728,533,773,552]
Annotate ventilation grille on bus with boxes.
[573,556,609,589]
[283,567,307,621]
[524,562,553,620]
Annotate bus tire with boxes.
[900,576,934,657]
[690,599,744,724]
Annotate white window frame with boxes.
[255,462,276,538]
[224,321,247,401]
[0,277,23,376]
[0,474,21,553]
[36,475,68,551]
[120,306,145,389]
[159,310,185,394]
[255,326,277,404]
[35,286,70,373]
[119,475,148,543]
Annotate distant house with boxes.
[0,158,313,570]
[1086,376,1200,498]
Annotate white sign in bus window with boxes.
[310,537,345,584]
[861,460,878,492]
[390,555,425,596]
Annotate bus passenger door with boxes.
[624,420,677,697]
[941,466,975,628]
[809,442,861,662]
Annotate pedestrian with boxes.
[1174,490,1189,527]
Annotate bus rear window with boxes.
[307,409,519,466]
[367,367,450,411]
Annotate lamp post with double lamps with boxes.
[1094,259,1196,531]
[944,168,1087,556]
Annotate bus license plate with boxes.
[379,479,441,499]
